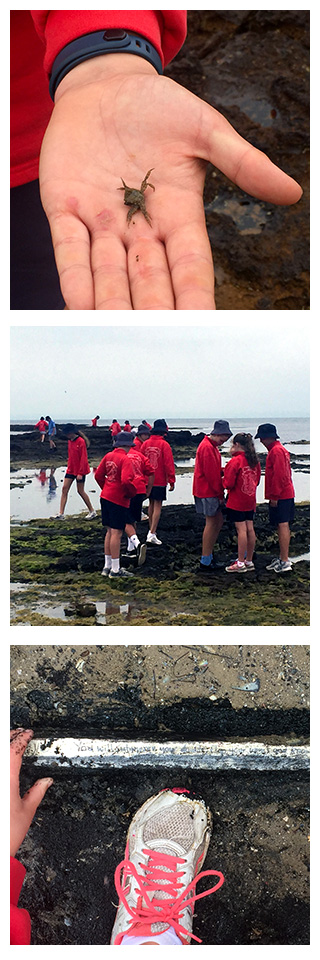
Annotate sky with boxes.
[10,322,309,421]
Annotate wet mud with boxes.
[11,645,310,945]
[10,503,310,626]
[166,10,309,309]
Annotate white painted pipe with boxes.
[25,738,309,770]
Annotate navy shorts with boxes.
[127,493,145,524]
[226,507,255,522]
[100,498,128,530]
[150,485,166,502]
[269,498,295,526]
[65,473,86,483]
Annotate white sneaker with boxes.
[146,532,162,545]
[85,510,97,520]
[110,788,224,945]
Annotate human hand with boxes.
[10,729,53,857]
[169,483,175,491]
[269,499,278,507]
[39,55,302,310]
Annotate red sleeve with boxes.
[10,858,31,945]
[31,10,187,74]
[94,456,107,489]
[163,442,176,485]
[222,457,239,491]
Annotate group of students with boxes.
[34,415,56,448]
[56,417,295,576]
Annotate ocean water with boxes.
[11,416,310,442]
[10,417,309,521]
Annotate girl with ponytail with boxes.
[223,433,261,573]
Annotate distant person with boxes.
[91,415,100,428]
[56,423,96,520]
[141,420,175,545]
[123,420,132,432]
[142,419,152,431]
[47,466,57,501]
[110,419,122,443]
[33,416,47,442]
[223,433,261,573]
[255,423,295,572]
[133,423,151,448]
[45,414,56,449]
[193,420,232,572]
[122,440,155,561]
[94,431,139,578]
[34,467,47,486]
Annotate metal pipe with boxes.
[25,738,310,771]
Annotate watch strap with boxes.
[49,29,163,100]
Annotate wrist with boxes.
[54,52,158,102]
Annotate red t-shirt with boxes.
[223,452,261,511]
[122,447,154,494]
[10,858,31,945]
[66,436,90,476]
[110,421,121,437]
[264,441,295,500]
[140,435,175,487]
[11,10,187,187]
[94,448,135,506]
[34,419,47,432]
[123,424,132,432]
[193,436,224,499]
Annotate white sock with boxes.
[104,555,112,569]
[128,534,140,551]
[121,925,182,945]
[111,558,120,573]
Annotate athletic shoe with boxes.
[137,542,147,566]
[54,514,65,520]
[109,567,134,579]
[140,513,149,521]
[110,788,224,945]
[85,510,97,520]
[101,567,111,576]
[146,532,162,545]
[266,557,279,570]
[244,560,255,570]
[272,559,293,573]
[225,560,247,573]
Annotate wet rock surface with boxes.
[10,504,310,625]
[11,645,310,945]
[166,10,309,309]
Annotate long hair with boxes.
[233,433,259,468]
[77,429,90,449]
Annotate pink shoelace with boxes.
[114,848,225,944]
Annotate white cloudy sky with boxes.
[10,322,309,420]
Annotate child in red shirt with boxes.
[57,424,96,520]
[255,423,295,572]
[141,420,175,545]
[223,434,261,573]
[34,417,47,442]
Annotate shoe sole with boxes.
[138,543,147,566]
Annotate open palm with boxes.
[40,71,302,310]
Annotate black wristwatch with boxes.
[49,28,163,100]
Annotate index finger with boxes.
[10,729,34,773]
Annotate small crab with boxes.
[118,169,155,227]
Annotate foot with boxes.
[271,559,293,573]
[137,542,147,566]
[101,566,111,576]
[146,532,162,545]
[109,567,134,579]
[244,560,255,570]
[266,557,280,570]
[110,788,224,945]
[85,510,97,519]
[225,560,247,573]
[54,513,65,519]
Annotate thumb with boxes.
[22,777,53,818]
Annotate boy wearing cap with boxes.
[141,420,175,545]
[95,431,143,578]
[255,423,295,573]
[193,420,232,572]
